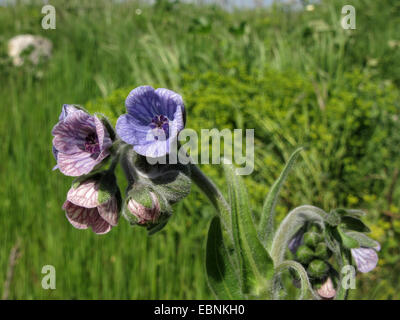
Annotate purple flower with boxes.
[288,229,304,254]
[116,86,185,158]
[351,242,380,273]
[52,104,78,170]
[62,179,119,234]
[52,106,112,176]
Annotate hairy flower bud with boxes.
[303,231,321,249]
[296,245,314,264]
[307,259,329,278]
[123,184,171,231]
[315,242,332,260]
[127,191,161,225]
[317,277,336,300]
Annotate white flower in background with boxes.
[7,34,52,67]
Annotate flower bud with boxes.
[315,242,332,260]
[303,231,321,249]
[307,259,329,278]
[123,184,172,232]
[309,223,321,233]
[296,245,314,264]
[317,277,336,299]
[126,190,160,225]
[63,173,121,234]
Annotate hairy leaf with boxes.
[205,216,242,299]
[258,148,303,249]
[223,163,274,295]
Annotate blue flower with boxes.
[116,86,185,158]
[351,242,380,273]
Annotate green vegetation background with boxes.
[0,0,399,299]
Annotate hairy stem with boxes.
[120,145,138,185]
[190,164,232,235]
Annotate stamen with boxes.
[150,115,170,140]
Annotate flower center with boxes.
[84,132,100,154]
[149,115,169,140]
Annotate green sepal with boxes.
[133,153,192,205]
[122,182,172,234]
[127,183,154,209]
[97,172,119,204]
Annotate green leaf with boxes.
[98,188,111,204]
[258,148,303,250]
[332,208,365,219]
[205,216,242,299]
[343,231,379,249]
[223,163,274,295]
[338,227,359,249]
[340,216,370,233]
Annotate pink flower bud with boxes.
[317,277,336,300]
[62,176,120,234]
[127,191,161,225]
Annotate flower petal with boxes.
[63,201,93,229]
[125,86,160,123]
[59,104,78,122]
[97,197,119,226]
[288,230,304,254]
[133,139,170,158]
[52,110,96,155]
[351,247,379,273]
[317,277,336,299]
[90,212,112,234]
[155,88,185,121]
[94,115,112,151]
[116,113,152,146]
[67,180,99,208]
[57,151,97,176]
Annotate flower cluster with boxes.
[52,86,188,234]
[288,209,380,299]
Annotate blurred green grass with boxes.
[0,0,399,299]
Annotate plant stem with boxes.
[120,145,138,185]
[190,164,232,234]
